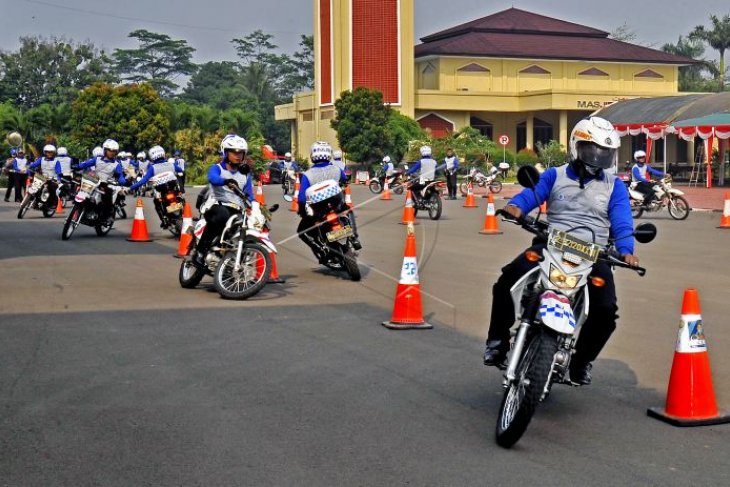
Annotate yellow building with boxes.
[276,5,694,162]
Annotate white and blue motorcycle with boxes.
[494,166,657,448]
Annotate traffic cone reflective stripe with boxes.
[255,180,266,205]
[479,193,503,235]
[463,182,478,208]
[718,192,730,229]
[175,202,194,257]
[399,189,418,225]
[289,175,300,212]
[647,288,730,426]
[380,179,392,201]
[382,223,432,330]
[127,197,153,242]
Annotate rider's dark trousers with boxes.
[446,171,457,198]
[13,173,26,201]
[486,244,618,366]
[197,204,238,253]
[297,215,321,256]
[636,181,654,205]
[4,172,15,201]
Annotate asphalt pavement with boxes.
[1,185,729,486]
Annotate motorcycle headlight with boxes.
[549,264,580,289]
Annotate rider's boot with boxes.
[569,361,593,386]
[483,339,509,367]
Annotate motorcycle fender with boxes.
[246,230,277,253]
[539,291,576,335]
[667,188,684,196]
[75,191,89,203]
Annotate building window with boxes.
[578,67,609,77]
[421,63,438,90]
[634,69,664,79]
[302,110,313,122]
[519,65,550,75]
[470,116,493,140]
[320,110,334,120]
[456,63,491,92]
[516,118,553,151]
[417,113,454,139]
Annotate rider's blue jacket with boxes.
[128,159,183,191]
[631,161,664,183]
[77,157,127,185]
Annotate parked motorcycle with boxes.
[407,178,444,220]
[61,173,125,240]
[150,171,185,237]
[17,173,57,219]
[627,176,690,220]
[179,186,279,300]
[368,169,405,195]
[460,165,502,195]
[492,166,656,448]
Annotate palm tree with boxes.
[690,14,730,90]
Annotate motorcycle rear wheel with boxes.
[344,248,361,281]
[496,329,559,448]
[369,180,383,194]
[393,184,404,195]
[630,205,644,219]
[42,203,56,218]
[169,216,183,237]
[95,218,114,236]
[179,257,206,288]
[459,182,469,196]
[62,204,84,240]
[214,243,271,300]
[489,180,503,194]
[667,195,690,220]
[427,193,442,220]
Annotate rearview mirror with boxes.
[517,165,540,189]
[283,194,293,203]
[634,223,657,244]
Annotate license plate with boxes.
[326,225,353,242]
[547,229,600,263]
[166,202,183,213]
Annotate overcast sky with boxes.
[2,0,728,62]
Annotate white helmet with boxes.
[633,150,647,160]
[220,134,248,154]
[57,147,68,156]
[136,151,146,160]
[382,155,391,163]
[310,141,332,163]
[92,146,103,158]
[43,144,57,154]
[148,145,166,161]
[569,117,620,170]
[333,150,343,160]
[420,145,432,157]
[102,139,119,152]
[284,152,292,159]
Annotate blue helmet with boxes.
[10,148,17,156]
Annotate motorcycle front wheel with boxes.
[179,257,206,288]
[489,180,503,194]
[17,195,32,219]
[214,243,271,300]
[369,180,383,194]
[496,329,559,449]
[62,204,84,240]
[667,195,690,220]
[427,193,442,220]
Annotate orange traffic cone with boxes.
[289,174,300,212]
[479,193,503,235]
[647,289,730,426]
[255,180,265,205]
[263,231,285,284]
[399,189,418,225]
[463,182,478,208]
[344,184,354,209]
[718,192,730,229]
[382,223,432,330]
[539,201,548,214]
[127,198,153,242]
[380,179,392,201]
[55,195,64,215]
[174,202,194,257]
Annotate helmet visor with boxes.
[576,142,616,169]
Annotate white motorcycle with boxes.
[179,186,279,300]
[460,165,502,195]
[493,166,656,448]
[61,173,125,240]
[17,173,57,219]
[627,176,690,220]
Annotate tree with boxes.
[114,30,197,97]
[70,83,170,151]
[662,36,718,91]
[385,112,424,162]
[535,140,567,167]
[181,61,252,110]
[331,88,391,164]
[0,36,115,108]
[610,22,638,43]
[690,15,730,90]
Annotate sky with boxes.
[2,0,728,63]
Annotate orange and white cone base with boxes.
[289,175,300,212]
[383,224,432,330]
[718,193,730,229]
[399,189,418,225]
[380,180,392,201]
[175,202,194,257]
[127,198,153,242]
[479,193,502,235]
[647,288,730,426]
[463,182,478,208]
[263,232,285,284]
[345,185,354,209]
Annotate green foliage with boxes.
[535,140,567,166]
[402,126,498,169]
[113,30,197,97]
[663,35,721,91]
[181,61,252,110]
[331,88,391,164]
[0,36,116,109]
[515,148,539,167]
[70,83,171,152]
[385,111,424,162]
[689,15,730,91]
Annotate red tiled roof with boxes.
[416,8,695,65]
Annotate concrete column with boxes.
[687,138,695,164]
[559,110,568,150]
[526,113,534,150]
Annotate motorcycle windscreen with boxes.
[539,291,576,334]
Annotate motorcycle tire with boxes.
[169,217,183,237]
[62,204,84,241]
[213,243,271,300]
[115,205,127,220]
[459,182,469,196]
[95,218,114,236]
[427,193,442,220]
[489,180,503,194]
[393,184,404,195]
[283,179,294,196]
[344,249,361,282]
[179,257,205,288]
[369,180,383,194]
[667,195,690,220]
[42,203,56,218]
[496,329,559,449]
[17,195,31,219]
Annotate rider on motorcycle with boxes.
[280,152,300,190]
[192,134,254,268]
[631,150,664,207]
[127,145,183,226]
[55,147,76,200]
[332,150,346,172]
[28,144,61,208]
[76,139,127,224]
[405,145,440,204]
[380,156,397,186]
[482,117,638,386]
[297,141,361,262]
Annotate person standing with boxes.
[444,148,460,199]
[173,150,186,192]
[11,149,29,202]
[3,149,17,202]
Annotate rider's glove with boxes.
[225,179,239,189]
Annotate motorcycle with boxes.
[407,178,445,220]
[179,186,279,300]
[58,174,81,208]
[61,173,125,240]
[492,166,656,448]
[17,173,57,219]
[627,176,690,220]
[368,169,405,195]
[460,165,502,195]
[282,168,298,196]
[150,171,185,237]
